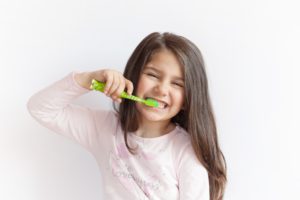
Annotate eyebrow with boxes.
[144,66,185,81]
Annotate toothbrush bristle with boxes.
[144,98,159,107]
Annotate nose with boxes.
[154,81,169,97]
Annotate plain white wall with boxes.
[1,0,299,199]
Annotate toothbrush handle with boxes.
[90,80,105,92]
[120,92,144,103]
[91,79,144,103]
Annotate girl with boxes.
[27,32,227,200]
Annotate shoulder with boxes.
[171,126,194,159]
[171,126,208,177]
[172,125,190,146]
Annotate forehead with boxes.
[144,49,184,80]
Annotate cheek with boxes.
[173,90,185,107]
[136,77,150,96]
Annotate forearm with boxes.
[27,72,90,122]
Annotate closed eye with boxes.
[146,73,158,78]
[173,82,184,87]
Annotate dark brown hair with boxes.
[113,32,227,200]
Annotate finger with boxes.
[125,79,134,95]
[112,77,125,99]
[108,75,120,97]
[104,75,113,95]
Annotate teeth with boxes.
[157,102,166,109]
[146,97,168,109]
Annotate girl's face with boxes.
[135,49,185,124]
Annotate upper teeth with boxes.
[157,102,166,109]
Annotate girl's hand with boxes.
[95,69,134,103]
[75,69,134,103]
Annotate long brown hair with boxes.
[113,32,227,200]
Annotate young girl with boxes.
[27,32,227,200]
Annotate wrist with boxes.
[74,71,93,90]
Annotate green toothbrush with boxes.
[90,79,159,107]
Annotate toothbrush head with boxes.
[144,98,159,107]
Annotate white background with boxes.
[1,0,299,199]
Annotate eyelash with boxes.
[173,83,184,87]
[146,73,158,78]
[145,73,183,87]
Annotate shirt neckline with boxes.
[129,124,179,142]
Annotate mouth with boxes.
[145,97,169,109]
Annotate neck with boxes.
[135,118,175,138]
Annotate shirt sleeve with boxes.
[177,144,210,200]
[27,71,112,152]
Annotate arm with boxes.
[27,70,134,150]
[27,72,107,150]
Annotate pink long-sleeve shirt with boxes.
[27,72,209,200]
